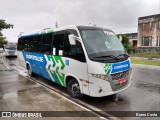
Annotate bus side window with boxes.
[27,37,35,52]
[17,37,28,52]
[17,38,23,51]
[63,31,86,62]
[32,35,42,53]
[52,32,65,56]
[41,33,53,55]
[23,38,28,51]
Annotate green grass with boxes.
[130,52,160,58]
[131,58,160,66]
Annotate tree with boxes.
[118,34,133,53]
[0,19,13,46]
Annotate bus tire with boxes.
[27,64,35,77]
[67,78,83,98]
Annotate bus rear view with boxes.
[17,25,132,98]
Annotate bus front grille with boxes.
[111,70,129,81]
[110,70,130,91]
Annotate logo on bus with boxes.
[104,59,130,74]
[104,64,112,74]
[26,54,43,62]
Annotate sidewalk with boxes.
[0,53,12,71]
[0,59,6,71]
[0,54,102,120]
[0,54,8,71]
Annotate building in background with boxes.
[117,33,138,53]
[138,14,160,52]
[125,33,138,51]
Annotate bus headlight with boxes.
[92,74,109,81]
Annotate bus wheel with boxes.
[27,64,35,77]
[67,78,83,98]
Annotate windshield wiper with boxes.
[117,54,129,58]
[94,55,120,61]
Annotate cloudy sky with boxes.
[0,0,160,42]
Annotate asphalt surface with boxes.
[0,56,160,120]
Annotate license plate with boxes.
[119,78,126,84]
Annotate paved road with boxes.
[1,56,160,120]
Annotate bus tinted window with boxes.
[23,38,28,51]
[18,38,28,51]
[42,33,53,55]
[63,31,86,62]
[33,35,42,53]
[27,37,34,52]
[53,32,64,55]
[17,38,23,51]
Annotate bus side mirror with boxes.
[68,34,76,45]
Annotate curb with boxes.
[132,64,160,70]
[130,57,160,60]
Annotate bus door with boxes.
[44,31,66,86]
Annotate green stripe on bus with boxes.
[45,55,65,86]
[54,56,65,70]
[104,63,112,74]
[50,70,62,86]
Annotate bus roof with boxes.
[19,28,55,39]
[19,25,113,39]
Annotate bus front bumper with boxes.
[88,70,132,97]
[5,51,17,56]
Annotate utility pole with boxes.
[55,22,58,28]
[18,32,24,38]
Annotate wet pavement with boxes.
[0,55,160,120]
[0,56,102,120]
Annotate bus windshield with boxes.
[80,28,127,62]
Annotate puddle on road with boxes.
[80,93,131,111]
[0,79,39,95]
[3,91,18,99]
[136,82,160,93]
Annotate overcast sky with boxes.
[0,0,160,42]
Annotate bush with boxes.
[117,34,134,53]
